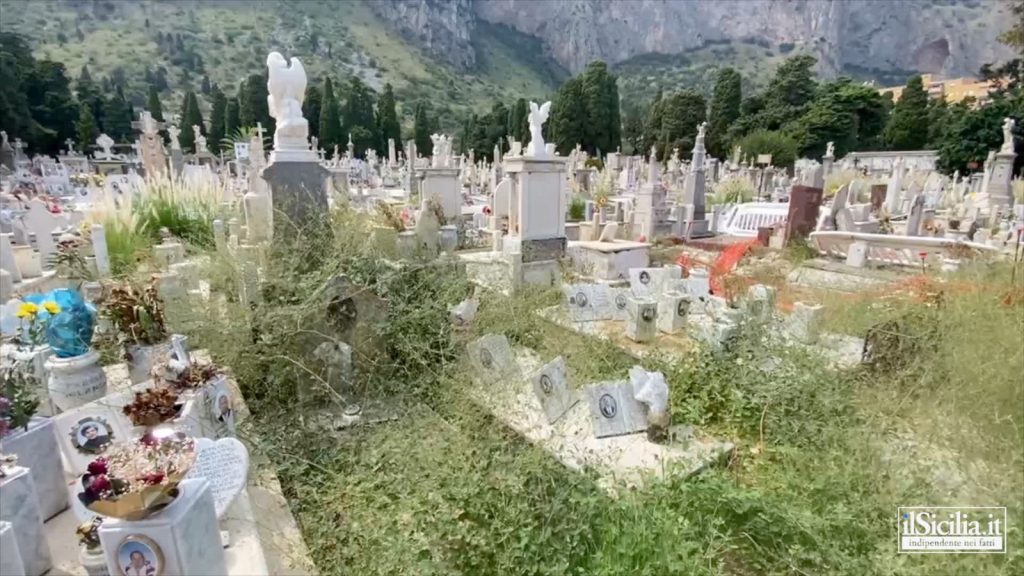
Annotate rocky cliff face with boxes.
[368,0,478,71]
[376,0,1013,80]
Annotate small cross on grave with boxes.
[64,138,76,155]
[12,138,25,159]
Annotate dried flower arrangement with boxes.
[78,429,195,520]
[103,279,168,346]
[122,387,182,427]
[151,357,221,391]
[375,201,406,232]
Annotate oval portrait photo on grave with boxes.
[598,394,618,419]
[118,534,163,576]
[214,389,235,433]
[71,417,114,454]
[479,348,494,369]
[639,271,651,285]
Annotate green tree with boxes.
[551,76,587,154]
[0,33,38,144]
[76,64,105,133]
[178,91,205,153]
[656,90,706,160]
[413,101,433,157]
[376,83,402,154]
[238,73,273,136]
[319,77,342,157]
[302,83,321,141]
[642,88,664,154]
[146,84,164,122]
[581,61,620,155]
[102,84,133,142]
[208,88,227,152]
[980,0,1023,92]
[224,96,240,140]
[24,59,78,153]
[707,68,742,158]
[621,107,645,154]
[936,94,1023,175]
[76,101,97,151]
[786,78,889,157]
[734,129,799,169]
[883,75,929,150]
[342,77,377,156]
[508,98,529,145]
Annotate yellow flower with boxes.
[16,302,39,318]
[43,301,61,315]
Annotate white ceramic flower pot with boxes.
[11,245,42,278]
[125,341,172,384]
[1,416,69,519]
[45,350,107,411]
[79,545,110,576]
[438,225,458,253]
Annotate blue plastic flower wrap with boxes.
[42,288,97,358]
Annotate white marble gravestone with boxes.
[53,402,133,474]
[609,287,631,321]
[99,478,227,576]
[467,334,520,383]
[0,466,52,576]
[562,283,614,323]
[1,416,69,520]
[625,297,657,343]
[531,356,578,424]
[185,437,249,518]
[656,291,690,335]
[588,381,649,438]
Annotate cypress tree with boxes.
[508,98,528,145]
[303,83,321,140]
[883,75,930,151]
[177,91,205,152]
[102,84,133,141]
[237,78,252,127]
[376,83,401,154]
[707,67,742,158]
[208,88,227,151]
[319,77,342,156]
[343,77,377,157]
[224,96,240,140]
[146,85,164,121]
[238,73,272,135]
[657,90,707,160]
[413,102,432,157]
[551,76,587,154]
[76,101,97,151]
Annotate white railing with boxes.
[721,202,789,237]
[810,231,999,268]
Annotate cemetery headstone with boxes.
[467,334,519,383]
[531,356,578,424]
[588,381,649,438]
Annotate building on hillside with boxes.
[877,74,996,106]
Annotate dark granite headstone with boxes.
[870,184,887,211]
[261,160,330,241]
[786,185,823,242]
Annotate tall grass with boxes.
[134,176,223,249]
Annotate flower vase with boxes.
[79,545,110,576]
[438,225,458,253]
[125,341,172,384]
[1,416,69,519]
[45,350,107,411]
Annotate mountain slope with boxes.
[0,0,562,130]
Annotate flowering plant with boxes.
[13,296,61,349]
[0,360,41,436]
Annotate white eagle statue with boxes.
[266,52,308,146]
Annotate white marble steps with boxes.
[467,346,734,492]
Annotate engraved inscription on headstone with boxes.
[531,356,578,424]
[185,437,249,519]
[588,381,648,438]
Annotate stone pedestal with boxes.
[0,521,24,576]
[788,302,823,344]
[420,167,461,224]
[261,160,330,242]
[656,292,689,335]
[45,350,107,411]
[1,417,68,520]
[625,297,657,342]
[567,240,651,281]
[0,466,52,576]
[98,479,226,576]
[502,155,567,278]
[985,151,1016,210]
